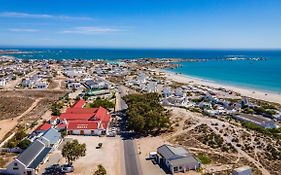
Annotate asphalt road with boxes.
[123,139,143,175]
[116,85,128,111]
[117,85,142,175]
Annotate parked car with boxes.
[43,166,65,175]
[61,164,74,173]
[106,131,116,137]
[45,164,61,171]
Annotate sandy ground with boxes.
[0,98,42,142]
[158,69,281,104]
[65,135,121,175]
[137,136,167,175]
[168,107,270,175]
[137,106,272,175]
[138,136,202,175]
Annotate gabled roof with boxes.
[68,121,99,130]
[95,106,111,123]
[42,127,61,145]
[36,123,52,132]
[57,122,66,129]
[60,113,94,121]
[17,140,46,167]
[72,99,86,108]
[65,107,98,114]
[157,144,188,160]
[157,144,199,167]
[28,147,51,169]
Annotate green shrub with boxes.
[197,153,211,164]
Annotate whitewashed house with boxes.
[0,78,6,88]
[1,128,61,175]
[147,81,158,93]
[175,88,185,97]
[163,87,172,97]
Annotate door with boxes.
[80,130,84,135]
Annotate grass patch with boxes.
[197,153,211,164]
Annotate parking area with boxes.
[65,135,122,175]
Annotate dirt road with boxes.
[0,98,42,142]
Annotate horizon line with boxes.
[1,46,281,51]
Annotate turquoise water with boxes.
[168,58,281,93]
[1,48,281,92]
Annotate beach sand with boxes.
[157,69,281,105]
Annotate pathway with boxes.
[0,98,42,144]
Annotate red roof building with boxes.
[72,99,86,108]
[65,108,97,114]
[35,123,52,132]
[68,121,99,130]
[59,101,111,136]
[60,113,94,121]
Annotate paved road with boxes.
[118,86,128,110]
[123,139,143,175]
[115,85,142,175]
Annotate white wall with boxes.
[5,159,35,175]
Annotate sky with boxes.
[0,0,280,49]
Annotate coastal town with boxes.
[0,54,281,175]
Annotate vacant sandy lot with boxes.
[138,136,167,175]
[0,96,35,120]
[0,90,67,142]
[65,136,122,175]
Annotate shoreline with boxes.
[158,69,281,105]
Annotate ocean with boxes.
[1,48,281,93]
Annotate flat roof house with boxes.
[157,144,201,174]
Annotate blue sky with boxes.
[0,0,280,48]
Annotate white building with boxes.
[163,87,172,97]
[232,166,252,175]
[0,79,6,88]
[1,128,61,175]
[147,81,158,93]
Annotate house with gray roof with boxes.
[39,127,61,149]
[232,166,252,175]
[2,140,49,175]
[1,128,61,175]
[157,144,200,174]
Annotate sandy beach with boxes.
[157,69,281,105]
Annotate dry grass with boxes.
[48,80,59,89]
[0,152,17,168]
[0,90,67,99]
[0,90,67,120]
[18,98,55,125]
[0,96,35,120]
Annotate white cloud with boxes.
[0,12,93,20]
[9,28,39,32]
[62,26,121,34]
